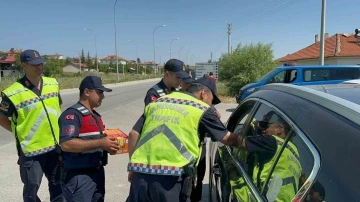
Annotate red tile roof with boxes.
[0,54,16,64]
[141,61,158,65]
[278,33,360,62]
[71,62,88,68]
[100,55,127,61]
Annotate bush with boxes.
[218,42,278,96]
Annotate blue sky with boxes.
[0,0,358,65]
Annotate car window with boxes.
[227,100,257,134]
[228,103,318,202]
[268,70,285,83]
[303,68,360,82]
[304,69,330,81]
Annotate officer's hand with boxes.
[100,136,120,154]
[128,171,133,183]
[215,110,221,119]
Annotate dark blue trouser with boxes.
[18,149,64,202]
[127,172,187,202]
[62,166,105,202]
[190,144,206,202]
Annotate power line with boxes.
[233,0,300,30]
[230,0,288,25]
[212,34,227,58]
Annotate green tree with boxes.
[81,49,85,64]
[86,51,91,67]
[218,42,278,96]
[43,58,63,76]
[137,58,141,64]
[65,57,72,65]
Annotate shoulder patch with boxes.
[65,115,74,120]
[150,96,157,101]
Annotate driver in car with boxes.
[233,112,302,202]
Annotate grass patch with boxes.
[0,72,162,92]
[216,82,237,104]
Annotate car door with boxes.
[225,100,321,202]
[213,99,259,202]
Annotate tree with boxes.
[218,42,278,96]
[81,49,85,64]
[65,57,72,65]
[137,58,141,64]
[86,51,91,67]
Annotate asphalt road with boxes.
[0,78,238,202]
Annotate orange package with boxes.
[104,129,128,155]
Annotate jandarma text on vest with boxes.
[148,103,189,118]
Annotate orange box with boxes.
[104,129,128,154]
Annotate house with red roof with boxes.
[0,51,21,77]
[277,33,360,66]
[100,55,129,65]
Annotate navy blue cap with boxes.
[164,59,189,78]
[192,77,221,105]
[20,49,45,65]
[79,76,112,92]
[182,75,194,84]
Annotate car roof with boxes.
[260,83,360,125]
[304,83,360,105]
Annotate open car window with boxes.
[227,102,320,202]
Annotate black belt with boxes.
[67,166,102,174]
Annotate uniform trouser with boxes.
[18,149,64,202]
[62,166,105,202]
[190,143,206,202]
[127,172,187,202]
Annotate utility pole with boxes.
[227,23,232,54]
[319,0,326,66]
[79,51,82,73]
[210,52,213,62]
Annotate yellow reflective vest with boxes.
[2,77,61,157]
[233,136,301,202]
[128,92,210,176]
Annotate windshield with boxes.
[258,68,278,81]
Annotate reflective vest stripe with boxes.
[24,145,56,157]
[276,140,300,162]
[20,107,60,151]
[282,176,297,193]
[43,82,59,86]
[6,87,29,97]
[135,124,195,162]
[79,131,102,137]
[128,163,184,175]
[15,92,59,110]
[155,97,209,111]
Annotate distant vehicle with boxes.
[236,64,360,103]
[210,83,360,202]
